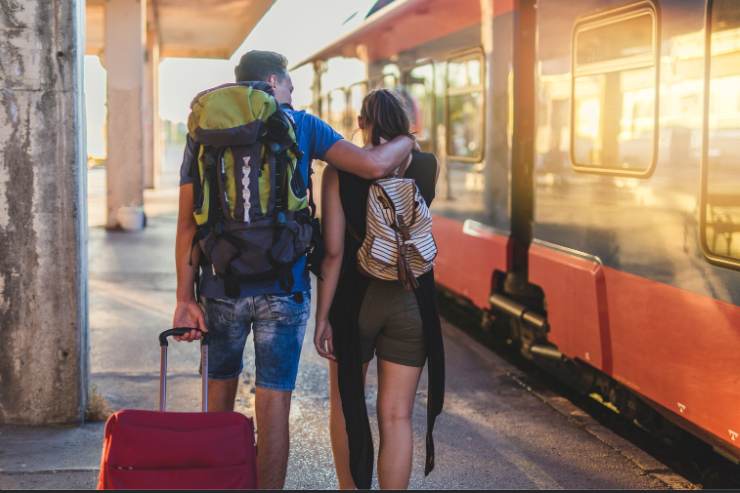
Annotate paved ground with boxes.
[0,168,690,489]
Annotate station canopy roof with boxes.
[86,0,274,59]
[292,0,490,68]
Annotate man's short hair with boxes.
[234,50,289,82]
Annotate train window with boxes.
[701,0,740,268]
[327,88,348,137]
[401,64,435,152]
[571,2,658,176]
[446,52,484,161]
[347,82,368,145]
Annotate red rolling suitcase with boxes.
[97,328,257,490]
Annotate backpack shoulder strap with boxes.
[307,167,317,218]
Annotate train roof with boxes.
[292,0,501,69]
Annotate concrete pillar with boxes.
[104,0,146,229]
[0,1,88,424]
[143,26,160,189]
[311,60,326,116]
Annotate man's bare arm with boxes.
[173,183,206,341]
[175,184,198,301]
[323,135,414,179]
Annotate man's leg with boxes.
[208,378,239,411]
[255,387,292,489]
[252,291,311,489]
[201,297,251,412]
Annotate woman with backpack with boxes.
[314,89,444,490]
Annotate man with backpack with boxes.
[172,50,415,489]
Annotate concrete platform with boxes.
[0,173,690,489]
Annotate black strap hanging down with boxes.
[188,229,207,302]
[202,147,225,227]
[194,262,202,302]
[305,164,326,279]
[277,264,295,293]
[272,146,289,218]
[194,147,221,296]
[307,167,317,219]
[192,142,205,212]
[224,276,240,299]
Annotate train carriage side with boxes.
[531,0,740,460]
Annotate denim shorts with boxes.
[201,291,310,391]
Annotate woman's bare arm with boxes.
[314,166,345,359]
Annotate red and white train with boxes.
[295,0,740,463]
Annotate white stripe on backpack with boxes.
[242,156,251,223]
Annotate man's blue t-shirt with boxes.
[179,109,343,298]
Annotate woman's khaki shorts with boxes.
[358,279,426,367]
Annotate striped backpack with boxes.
[357,176,437,289]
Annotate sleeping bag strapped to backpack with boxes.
[187,81,312,296]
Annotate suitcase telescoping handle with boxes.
[158,328,209,413]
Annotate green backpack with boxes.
[187,81,313,296]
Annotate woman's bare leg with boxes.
[376,359,423,490]
[329,360,369,489]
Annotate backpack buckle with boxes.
[276,211,286,225]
